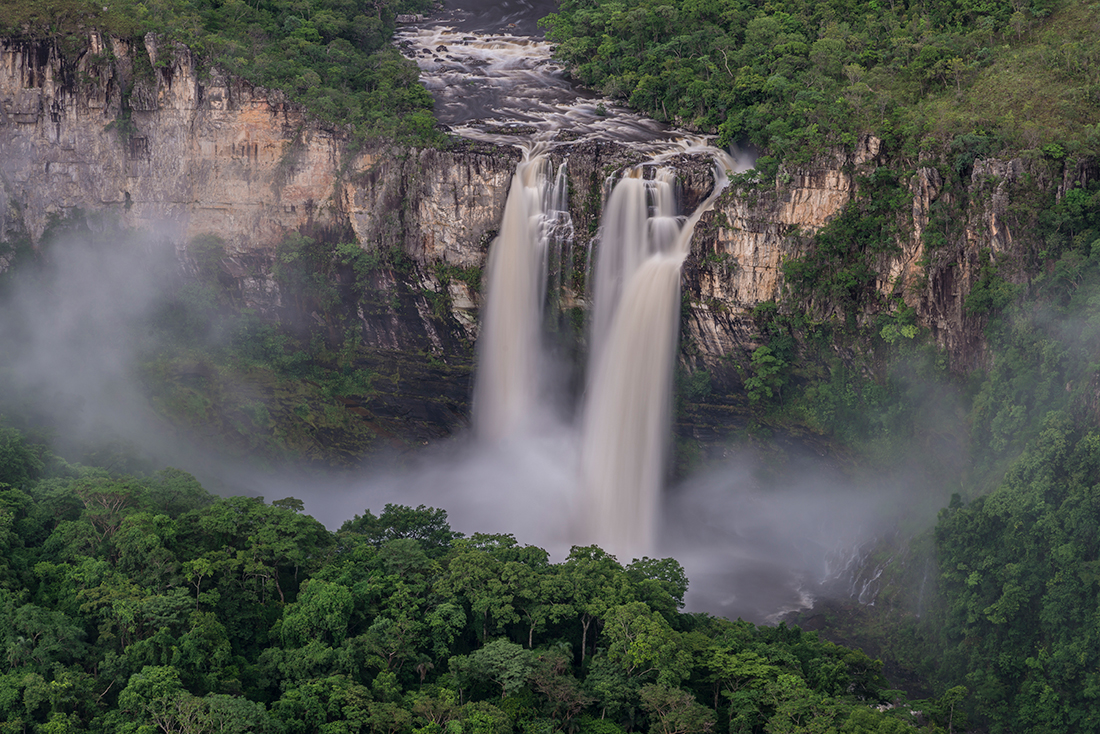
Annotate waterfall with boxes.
[474,139,733,561]
[579,156,733,561]
[472,147,570,441]
[580,253,682,558]
[588,170,680,354]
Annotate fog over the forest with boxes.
[0,223,964,621]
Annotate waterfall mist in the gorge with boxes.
[0,177,914,623]
[0,0,940,625]
[0,229,232,477]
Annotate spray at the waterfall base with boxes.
[296,428,908,623]
[0,217,912,625]
[661,453,910,622]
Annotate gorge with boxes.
[0,17,1091,610]
[4,0,1100,731]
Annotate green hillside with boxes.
[540,0,1100,161]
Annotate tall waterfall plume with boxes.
[579,153,735,561]
[472,147,571,441]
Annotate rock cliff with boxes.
[3,34,1091,389]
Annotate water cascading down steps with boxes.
[475,143,733,561]
[472,146,570,441]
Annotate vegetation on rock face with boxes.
[541,0,1100,161]
[0,425,967,732]
[0,0,442,144]
[768,162,1100,733]
[0,211,474,468]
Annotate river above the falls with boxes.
[394,0,676,147]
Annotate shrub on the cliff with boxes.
[1,0,443,146]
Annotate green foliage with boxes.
[675,368,712,403]
[744,345,786,405]
[950,132,1002,178]
[340,504,463,557]
[1,0,442,145]
[782,168,909,321]
[0,229,35,292]
[964,250,1022,315]
[936,415,1100,732]
[541,0,1100,159]
[0,432,927,733]
[0,421,45,489]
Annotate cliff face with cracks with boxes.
[686,138,1098,384]
[0,34,519,357]
[3,35,1091,403]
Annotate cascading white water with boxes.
[540,161,574,322]
[474,141,733,559]
[472,147,571,441]
[579,156,734,561]
[580,254,682,558]
[588,169,680,356]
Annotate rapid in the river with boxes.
[395,1,674,147]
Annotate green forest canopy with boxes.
[540,0,1100,162]
[0,426,948,733]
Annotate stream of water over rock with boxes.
[397,3,745,561]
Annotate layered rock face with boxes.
[686,139,1096,377]
[0,34,518,356]
[2,34,1085,380]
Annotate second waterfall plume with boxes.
[473,147,570,441]
[581,161,731,561]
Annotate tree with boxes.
[144,468,213,518]
[0,425,44,489]
[75,476,142,542]
[451,639,535,700]
[530,648,593,728]
[562,546,627,663]
[744,346,786,404]
[116,665,188,732]
[341,504,462,556]
[114,511,180,588]
[504,559,570,649]
[603,602,691,685]
[362,581,425,671]
[639,683,716,734]
[441,546,518,642]
[280,579,355,648]
[626,557,689,619]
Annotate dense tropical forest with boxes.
[0,431,957,733]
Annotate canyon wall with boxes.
[2,34,1087,382]
[0,34,519,357]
